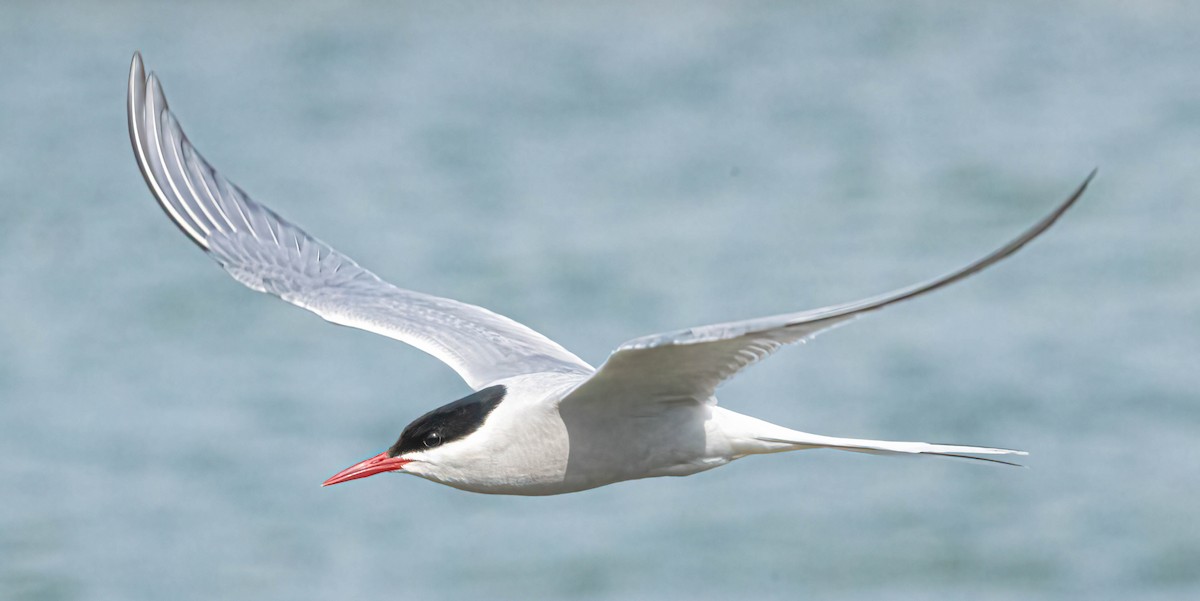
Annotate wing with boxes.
[562,172,1094,407]
[128,53,593,390]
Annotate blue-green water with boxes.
[2,2,1198,599]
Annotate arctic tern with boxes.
[128,52,1091,495]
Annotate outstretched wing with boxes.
[562,172,1093,407]
[128,53,593,390]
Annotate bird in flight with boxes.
[128,52,1092,496]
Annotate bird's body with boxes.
[393,373,1024,495]
[128,52,1091,496]
[407,373,744,495]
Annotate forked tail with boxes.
[754,432,1028,466]
[715,408,1027,466]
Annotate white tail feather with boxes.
[714,408,1027,466]
[755,433,1027,466]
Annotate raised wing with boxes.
[562,172,1093,407]
[128,53,593,390]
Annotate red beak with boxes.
[322,452,411,487]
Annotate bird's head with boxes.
[322,385,507,486]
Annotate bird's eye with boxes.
[423,432,443,448]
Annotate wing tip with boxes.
[128,51,146,126]
[127,53,212,251]
[1054,168,1097,218]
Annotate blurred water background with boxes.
[2,1,1198,599]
